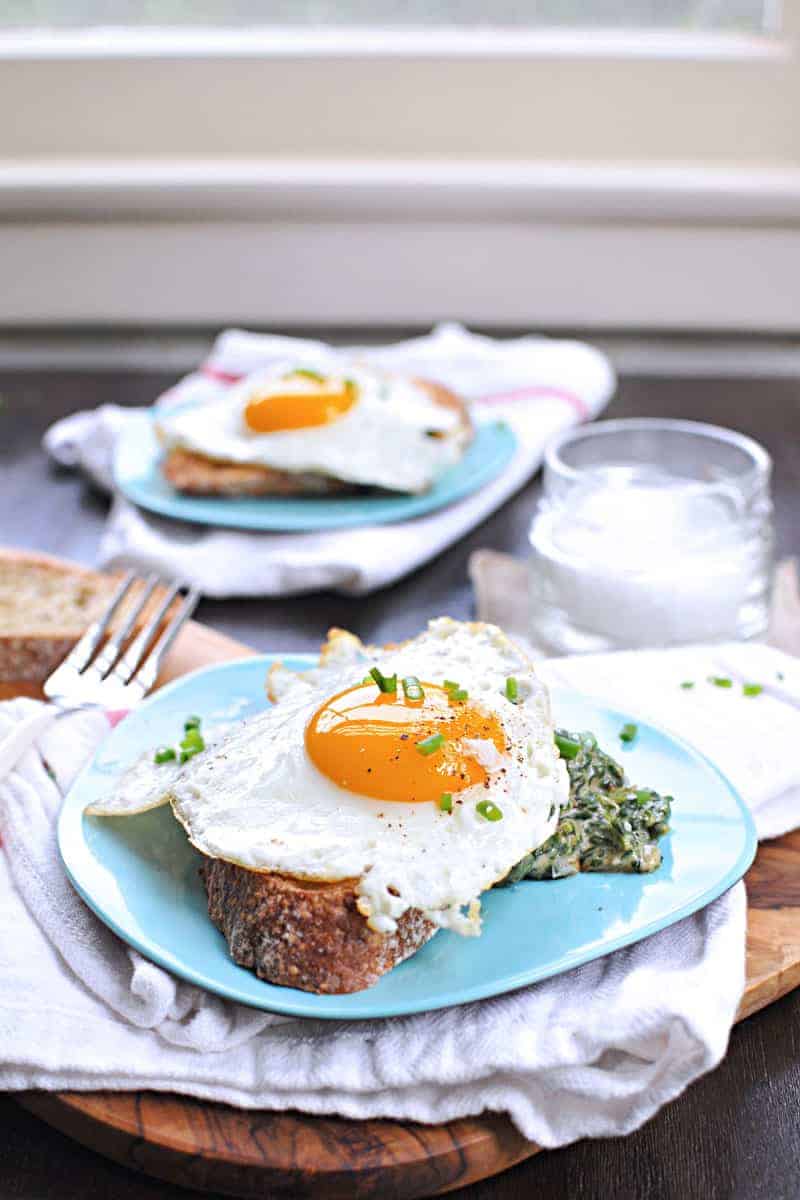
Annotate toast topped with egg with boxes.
[90,619,567,994]
[157,368,472,497]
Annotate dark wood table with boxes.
[2,364,800,1200]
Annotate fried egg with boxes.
[156,365,471,494]
[90,620,566,938]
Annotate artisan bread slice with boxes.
[0,548,209,686]
[160,377,472,498]
[162,448,353,497]
[201,858,436,995]
[0,548,120,682]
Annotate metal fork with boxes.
[0,571,200,782]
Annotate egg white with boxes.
[95,620,566,937]
[156,364,470,494]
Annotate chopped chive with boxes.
[449,688,469,702]
[743,683,763,697]
[184,715,201,730]
[476,799,503,822]
[369,666,397,693]
[443,679,460,691]
[416,732,445,756]
[154,746,176,764]
[361,675,373,684]
[680,681,695,690]
[179,745,203,764]
[619,722,638,744]
[181,727,204,749]
[289,367,325,382]
[505,677,519,703]
[554,732,581,760]
[439,792,453,813]
[635,789,653,805]
[402,675,425,701]
[709,676,733,688]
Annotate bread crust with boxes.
[200,857,436,994]
[161,448,352,497]
[160,377,471,498]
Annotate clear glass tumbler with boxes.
[528,419,774,655]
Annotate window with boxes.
[1,3,798,329]
[0,1,778,31]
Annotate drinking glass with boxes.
[528,419,774,654]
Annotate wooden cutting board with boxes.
[13,618,800,1200]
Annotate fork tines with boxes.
[45,571,200,701]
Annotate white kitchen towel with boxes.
[4,641,799,1147]
[43,324,614,597]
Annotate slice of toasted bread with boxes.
[201,858,436,995]
[0,548,121,683]
[160,377,472,498]
[162,448,353,497]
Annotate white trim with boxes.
[2,161,800,222]
[3,218,799,331]
[0,27,787,62]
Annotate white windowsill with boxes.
[0,27,787,61]
[3,160,800,223]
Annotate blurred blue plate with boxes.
[58,656,756,1020]
[113,414,517,532]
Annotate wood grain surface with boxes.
[3,361,800,1200]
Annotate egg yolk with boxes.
[305,682,507,804]
[244,376,356,433]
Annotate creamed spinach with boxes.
[499,729,672,885]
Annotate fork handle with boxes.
[0,707,60,785]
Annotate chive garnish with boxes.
[554,732,581,760]
[402,676,425,701]
[154,746,176,765]
[369,666,397,693]
[289,367,325,382]
[709,676,733,688]
[443,679,460,691]
[680,681,695,690]
[181,727,204,749]
[505,677,519,703]
[439,792,453,813]
[184,715,201,730]
[743,683,763,697]
[180,746,202,764]
[449,688,468,702]
[476,799,503,822]
[619,723,638,744]
[416,732,445,756]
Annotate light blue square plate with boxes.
[113,414,518,532]
[58,656,756,1020]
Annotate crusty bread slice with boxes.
[160,377,472,498]
[162,448,353,497]
[0,548,121,683]
[201,858,436,995]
